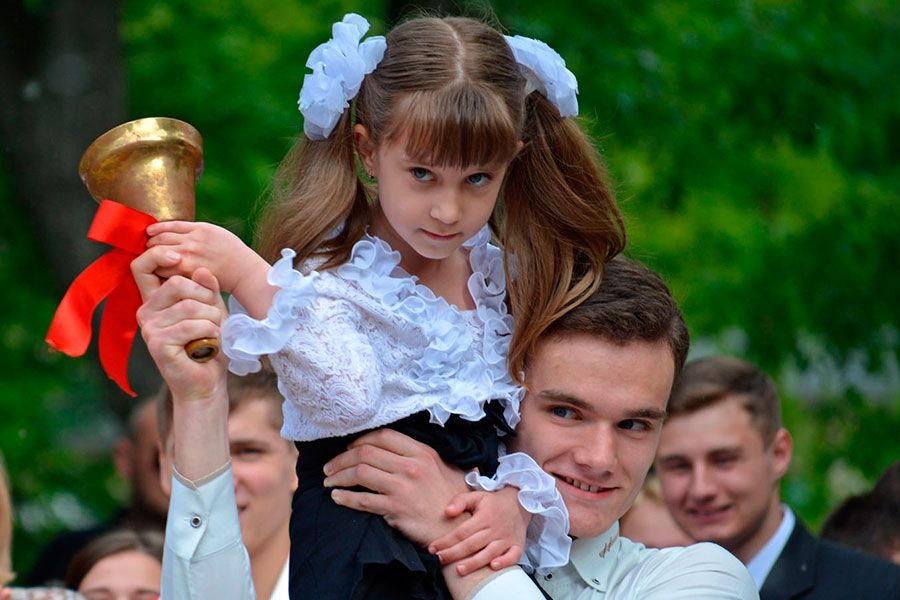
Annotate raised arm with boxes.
[143,221,276,319]
[132,257,230,478]
[131,255,255,600]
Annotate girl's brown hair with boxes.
[64,528,164,591]
[257,16,625,381]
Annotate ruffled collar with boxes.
[336,225,505,319]
[335,225,521,428]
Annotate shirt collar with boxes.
[746,504,795,590]
[569,521,621,592]
[267,558,290,600]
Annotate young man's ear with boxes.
[113,437,134,480]
[353,124,377,176]
[157,442,172,498]
[771,428,793,480]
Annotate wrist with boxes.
[171,385,230,480]
[230,251,278,319]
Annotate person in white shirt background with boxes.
[654,356,900,599]
[155,371,294,600]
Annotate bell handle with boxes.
[185,338,220,363]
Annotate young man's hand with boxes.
[323,428,469,546]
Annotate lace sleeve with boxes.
[465,452,571,573]
[273,298,385,434]
[222,249,318,376]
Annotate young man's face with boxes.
[509,334,673,539]
[654,395,791,561]
[159,397,297,557]
[118,399,169,521]
[228,398,298,557]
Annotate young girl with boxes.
[145,13,625,599]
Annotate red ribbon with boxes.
[46,200,158,397]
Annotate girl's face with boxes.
[77,550,161,600]
[356,126,514,267]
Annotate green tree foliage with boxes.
[1,0,897,575]
[493,0,900,524]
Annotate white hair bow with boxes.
[298,14,386,140]
[504,35,579,118]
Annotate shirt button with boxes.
[592,578,600,585]
[190,515,202,528]
[544,573,553,580]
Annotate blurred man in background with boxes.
[820,460,900,565]
[26,394,167,586]
[156,371,295,600]
[655,356,900,599]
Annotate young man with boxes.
[655,356,900,599]
[155,370,296,600]
[322,257,756,599]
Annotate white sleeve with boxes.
[468,568,547,600]
[619,543,758,600]
[161,465,256,600]
[222,249,318,376]
[464,452,571,571]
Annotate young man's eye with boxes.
[659,461,691,474]
[234,447,263,458]
[467,172,491,186]
[619,419,651,432]
[550,406,576,419]
[411,167,433,181]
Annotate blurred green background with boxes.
[1,0,898,577]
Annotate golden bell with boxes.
[79,117,203,221]
[79,117,218,363]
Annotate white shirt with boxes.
[270,560,290,600]
[161,464,288,600]
[476,522,758,600]
[745,504,795,590]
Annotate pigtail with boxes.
[255,109,372,269]
[503,93,626,381]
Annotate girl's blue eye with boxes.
[467,172,491,187]
[411,167,433,181]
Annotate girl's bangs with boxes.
[385,84,520,168]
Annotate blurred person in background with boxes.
[1,453,84,600]
[1,453,14,594]
[619,472,694,549]
[64,529,162,600]
[820,460,900,565]
[656,356,900,599]
[27,394,168,586]
[156,371,295,600]
[873,460,900,500]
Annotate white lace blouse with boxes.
[221,226,524,442]
[220,227,571,571]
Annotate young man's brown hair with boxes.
[542,255,690,380]
[156,370,283,445]
[667,356,781,446]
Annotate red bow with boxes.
[46,200,157,397]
